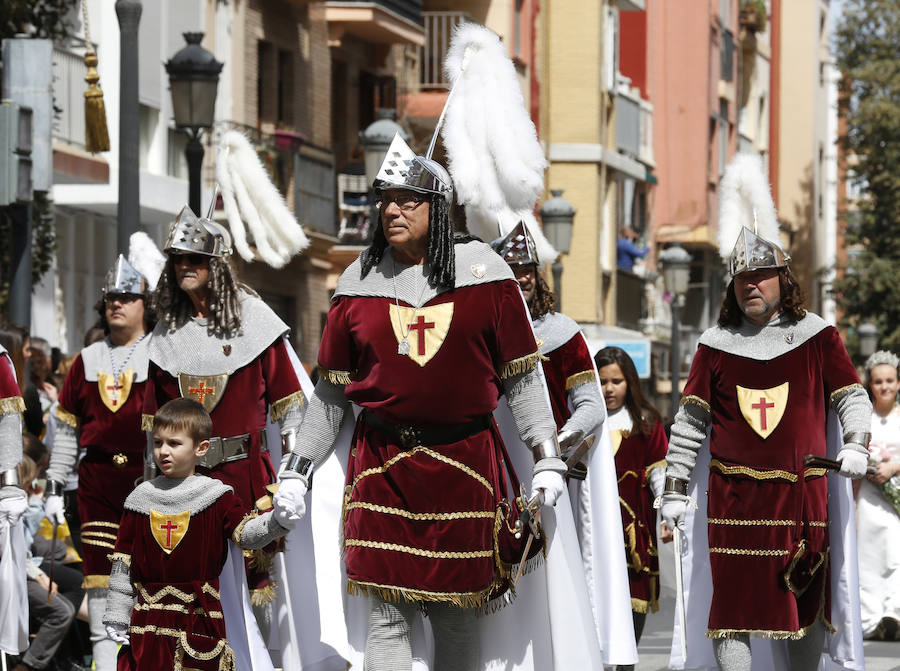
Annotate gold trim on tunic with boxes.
[141,413,155,431]
[270,390,305,422]
[81,538,116,550]
[344,538,493,560]
[231,511,256,546]
[708,518,797,526]
[350,446,493,498]
[829,383,863,406]
[347,577,494,609]
[680,394,711,413]
[710,458,798,482]
[498,350,542,379]
[81,575,110,589]
[345,502,496,522]
[783,541,827,597]
[709,547,790,557]
[85,521,120,529]
[55,404,79,427]
[565,370,597,390]
[82,530,118,541]
[646,459,667,472]
[0,396,26,416]
[250,582,278,606]
[319,367,353,385]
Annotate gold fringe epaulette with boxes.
[81,575,110,589]
[55,404,79,427]
[250,582,278,606]
[0,396,26,416]
[246,547,274,574]
[319,367,353,385]
[498,351,542,379]
[141,413,155,431]
[347,578,492,609]
[270,390,305,422]
[565,370,597,390]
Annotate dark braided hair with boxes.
[153,255,248,338]
[529,269,556,320]
[360,194,457,290]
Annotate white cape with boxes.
[0,516,28,655]
[667,411,865,671]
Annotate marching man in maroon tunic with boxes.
[103,398,296,671]
[44,248,160,671]
[659,154,870,671]
[274,134,567,671]
[143,205,306,639]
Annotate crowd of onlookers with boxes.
[1,323,105,671]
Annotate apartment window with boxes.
[513,0,524,58]
[721,29,734,82]
[278,49,294,125]
[257,40,275,125]
[717,99,730,179]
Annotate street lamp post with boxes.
[539,189,576,312]
[165,33,223,214]
[858,322,879,360]
[660,243,692,415]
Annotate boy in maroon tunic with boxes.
[103,398,294,671]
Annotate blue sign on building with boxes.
[601,340,652,379]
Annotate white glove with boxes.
[273,489,301,530]
[44,494,66,525]
[837,447,868,479]
[106,623,130,645]
[530,470,565,507]
[274,478,308,521]
[0,490,28,526]
[660,495,688,531]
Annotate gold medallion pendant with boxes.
[98,369,134,413]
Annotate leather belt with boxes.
[362,411,492,450]
[199,430,268,470]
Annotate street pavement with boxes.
[631,542,900,670]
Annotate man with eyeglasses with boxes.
[44,252,157,671]
[142,205,306,644]
[275,133,567,670]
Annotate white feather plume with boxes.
[216,130,309,268]
[717,153,779,262]
[465,204,559,264]
[441,23,551,253]
[127,232,166,290]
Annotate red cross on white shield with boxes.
[735,382,789,439]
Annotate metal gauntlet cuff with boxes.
[281,429,297,456]
[842,432,871,449]
[531,435,561,463]
[0,468,20,488]
[285,453,314,487]
[663,476,688,496]
[44,479,64,496]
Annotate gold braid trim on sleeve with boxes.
[498,351,542,379]
[829,382,863,406]
[565,370,597,390]
[107,552,132,567]
[646,459,667,473]
[319,367,353,385]
[55,404,79,427]
[250,582,278,606]
[231,511,257,547]
[270,389,305,422]
[81,575,110,589]
[679,394,711,414]
[141,413,155,431]
[0,396,26,416]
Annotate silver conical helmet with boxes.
[373,133,453,202]
[103,255,147,295]
[728,226,790,277]
[164,205,233,258]
[491,221,539,266]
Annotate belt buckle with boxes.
[397,426,418,450]
[112,453,128,468]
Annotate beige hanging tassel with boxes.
[82,0,109,152]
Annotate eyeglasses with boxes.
[376,193,427,211]
[172,253,209,266]
[105,293,142,304]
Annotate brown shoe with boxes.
[882,617,899,641]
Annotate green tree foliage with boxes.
[833,0,900,349]
[1,0,78,42]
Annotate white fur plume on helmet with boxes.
[439,22,557,263]
[717,153,780,262]
[127,231,166,290]
[216,130,309,269]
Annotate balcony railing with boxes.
[329,0,423,25]
[52,43,88,149]
[416,11,472,89]
[615,85,654,167]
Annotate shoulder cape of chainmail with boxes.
[333,239,515,303]
[124,474,233,516]
[148,292,289,377]
[533,311,581,355]
[698,311,829,362]
[81,335,151,383]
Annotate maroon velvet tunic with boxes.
[57,354,146,585]
[540,333,595,432]
[112,490,247,671]
[0,352,21,402]
[319,279,539,606]
[144,339,300,593]
[613,421,667,613]
[682,326,860,636]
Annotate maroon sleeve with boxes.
[317,297,357,378]
[57,354,85,419]
[260,339,302,406]
[0,352,21,400]
[681,343,715,405]
[821,326,862,395]
[113,509,138,556]
[559,333,595,385]
[492,280,539,371]
[220,490,252,539]
[646,420,668,467]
